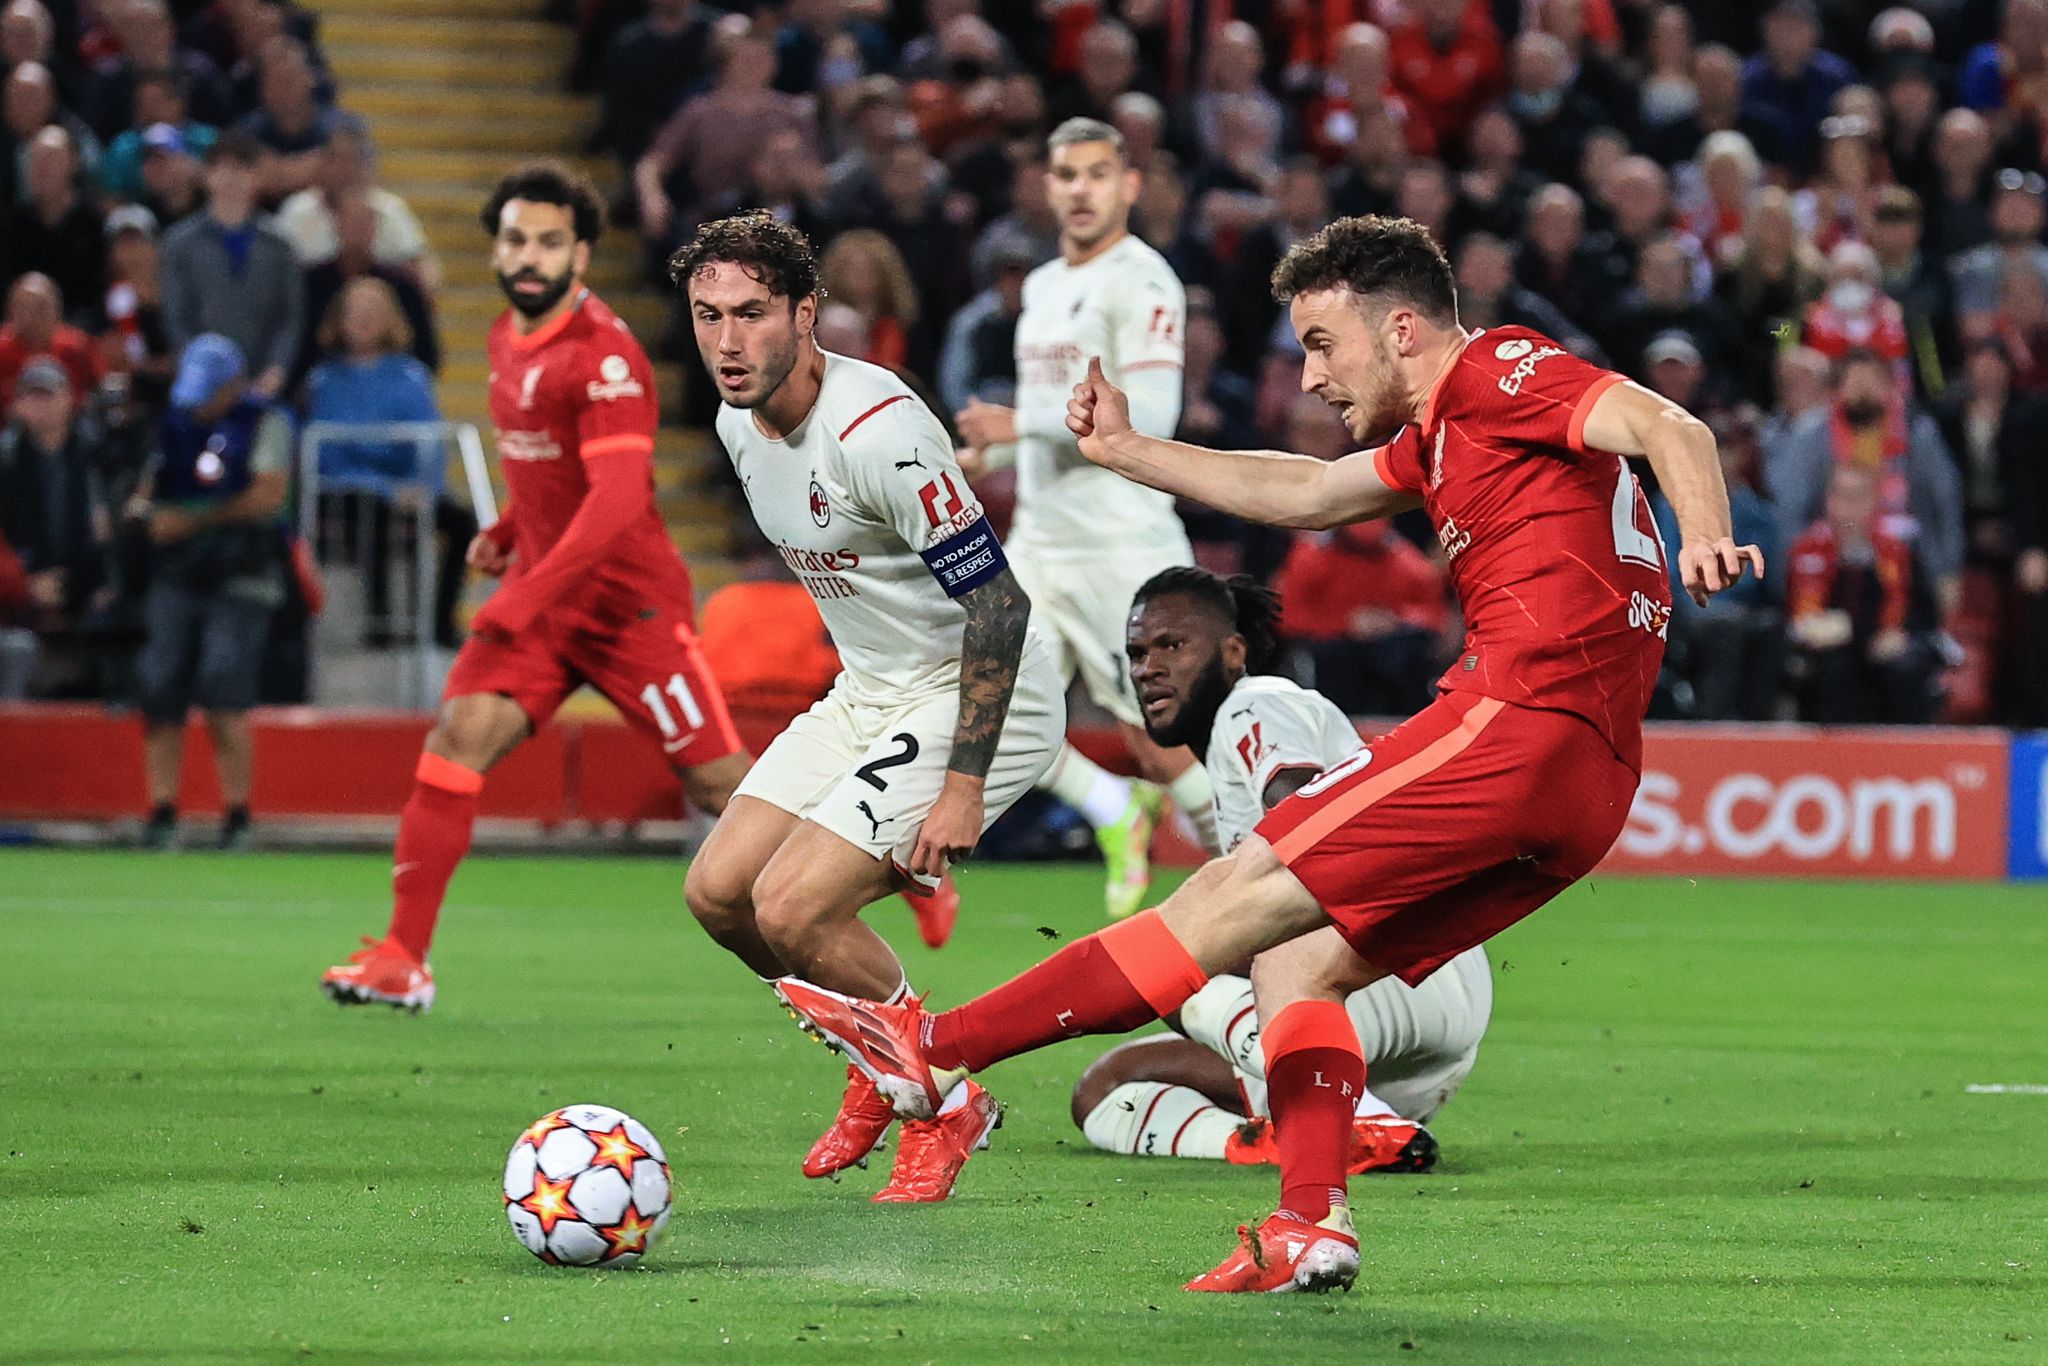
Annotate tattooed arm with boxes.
[909,566,1032,875]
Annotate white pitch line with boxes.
[1965,1084,2048,1095]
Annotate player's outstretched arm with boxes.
[1579,379,1765,607]
[1066,358,1418,528]
[912,565,1031,875]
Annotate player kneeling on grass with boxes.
[1071,568,1490,1173]
[777,214,1763,1292]
[671,213,1066,1203]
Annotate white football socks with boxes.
[1081,1081,1241,1159]
[1041,743,1135,829]
[1165,763,1218,853]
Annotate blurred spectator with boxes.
[1303,23,1433,165]
[97,72,219,201]
[937,239,1031,413]
[1456,107,1541,243]
[636,29,811,254]
[1129,152,1217,291]
[82,0,232,139]
[1172,291,1258,453]
[1877,54,1941,194]
[0,272,102,405]
[970,151,1057,285]
[234,36,361,200]
[945,72,1046,221]
[1387,0,1505,152]
[1517,183,1628,325]
[822,77,908,224]
[1637,3,1697,133]
[1793,113,1880,253]
[1803,240,1909,368]
[1454,230,1602,360]
[1958,0,2048,116]
[1220,158,1326,378]
[297,193,438,388]
[1603,233,1743,391]
[772,0,889,98]
[1935,340,2045,571]
[1107,90,1163,173]
[6,60,101,201]
[1764,347,1964,615]
[1327,100,1409,220]
[1506,30,1605,183]
[1948,168,2048,321]
[132,333,289,851]
[1,125,102,306]
[274,129,432,285]
[1922,108,1994,258]
[1639,330,1737,431]
[594,0,718,170]
[905,15,1007,157]
[705,126,833,246]
[1870,186,1955,401]
[1533,0,1632,126]
[1600,155,1679,280]
[1739,0,1852,173]
[1716,187,1824,380]
[1982,264,2048,395]
[160,131,301,400]
[1192,22,1281,169]
[0,356,116,696]
[1678,130,1760,272]
[818,227,918,373]
[854,139,968,354]
[181,0,324,84]
[1047,17,1137,127]
[214,0,332,117]
[1761,344,1833,446]
[1652,415,1784,720]
[1786,463,1941,723]
[811,299,870,357]
[134,120,207,228]
[1648,43,1784,168]
[93,205,175,411]
[305,276,469,647]
[0,0,56,78]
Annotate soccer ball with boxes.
[503,1103,672,1267]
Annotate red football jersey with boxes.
[1371,326,1672,769]
[485,290,690,627]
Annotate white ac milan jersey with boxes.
[717,351,1016,704]
[1011,233,1188,555]
[1204,674,1363,854]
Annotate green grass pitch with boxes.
[2,849,2045,1363]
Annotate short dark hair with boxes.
[668,210,821,305]
[1133,566,1283,673]
[1270,214,1456,323]
[208,128,263,166]
[480,161,606,244]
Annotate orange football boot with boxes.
[774,978,956,1120]
[1184,1206,1360,1294]
[803,1066,896,1178]
[320,936,435,1012]
[899,871,958,949]
[871,1080,1001,1202]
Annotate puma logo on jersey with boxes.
[893,457,926,470]
[856,800,891,840]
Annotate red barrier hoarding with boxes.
[1607,726,2009,880]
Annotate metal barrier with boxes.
[297,421,497,708]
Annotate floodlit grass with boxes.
[2,850,2044,1362]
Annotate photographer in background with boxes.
[130,334,290,851]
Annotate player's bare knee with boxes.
[748,863,846,958]
[682,855,753,939]
[427,699,517,772]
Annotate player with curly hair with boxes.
[778,214,1764,1292]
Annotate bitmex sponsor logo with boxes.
[1603,729,2008,878]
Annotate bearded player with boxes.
[1071,568,1489,1174]
[779,215,1763,1290]
[953,117,1209,921]
[673,213,1065,1203]
[319,163,752,1010]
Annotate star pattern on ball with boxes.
[516,1171,577,1235]
[585,1123,651,1182]
[520,1109,571,1150]
[600,1206,658,1260]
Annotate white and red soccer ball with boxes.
[503,1104,672,1267]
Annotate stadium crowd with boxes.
[570,0,2048,727]
[4,0,2048,787]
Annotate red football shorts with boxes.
[1254,690,1638,986]
[442,595,742,768]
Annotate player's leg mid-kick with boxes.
[784,212,1761,1289]
[320,163,751,1012]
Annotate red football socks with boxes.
[386,753,483,962]
[923,909,1208,1073]
[1264,999,1365,1223]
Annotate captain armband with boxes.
[919,512,1008,598]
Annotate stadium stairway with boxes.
[319,0,739,592]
